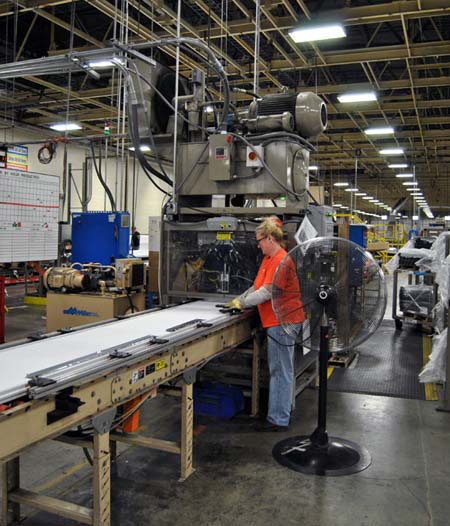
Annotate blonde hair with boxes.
[256,215,283,242]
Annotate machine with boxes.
[129,59,327,301]
[43,259,146,331]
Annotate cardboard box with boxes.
[147,251,159,292]
[367,241,389,252]
[308,186,325,205]
[46,291,146,332]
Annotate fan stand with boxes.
[272,285,371,476]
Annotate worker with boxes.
[226,216,304,431]
[130,226,140,250]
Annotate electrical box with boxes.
[349,224,368,248]
[72,211,130,265]
[208,134,234,181]
[307,205,335,237]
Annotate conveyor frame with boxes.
[0,304,259,526]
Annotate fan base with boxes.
[272,435,371,476]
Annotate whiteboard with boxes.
[0,168,59,262]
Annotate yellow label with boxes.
[216,232,232,241]
[155,359,165,371]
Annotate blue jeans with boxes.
[266,324,301,426]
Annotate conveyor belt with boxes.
[0,301,233,404]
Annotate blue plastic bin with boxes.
[193,383,244,419]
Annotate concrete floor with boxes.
[6,389,450,526]
[2,285,450,526]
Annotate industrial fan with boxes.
[271,236,387,476]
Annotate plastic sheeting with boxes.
[419,328,447,384]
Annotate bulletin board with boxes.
[0,168,60,262]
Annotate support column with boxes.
[1,458,20,525]
[93,432,111,526]
[180,381,194,481]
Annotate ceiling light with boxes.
[332,204,342,207]
[380,148,404,155]
[365,126,394,135]
[129,145,151,152]
[309,165,318,171]
[50,122,81,131]
[345,188,359,192]
[407,187,420,192]
[423,209,434,219]
[337,92,377,103]
[355,192,367,196]
[445,216,450,221]
[362,196,373,200]
[402,181,418,186]
[381,215,388,220]
[289,24,346,43]
[412,215,419,220]
[389,163,408,168]
[334,182,349,187]
[88,58,125,68]
[395,173,414,178]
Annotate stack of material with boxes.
[399,285,434,316]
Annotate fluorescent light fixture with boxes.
[395,173,414,178]
[365,126,394,135]
[411,192,423,196]
[412,215,419,220]
[381,215,388,220]
[445,216,450,221]
[380,148,404,155]
[345,188,359,192]
[402,181,418,186]
[355,192,367,196]
[332,204,342,207]
[289,24,346,43]
[407,187,420,192]
[50,122,81,131]
[362,196,373,200]
[389,163,408,168]
[309,165,318,171]
[129,145,151,152]
[423,209,434,219]
[88,58,125,68]
[334,182,349,187]
[338,92,377,103]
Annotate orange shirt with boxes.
[253,248,305,328]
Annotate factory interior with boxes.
[0,1,450,525]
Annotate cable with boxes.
[38,142,57,164]
[125,291,138,313]
[89,141,117,211]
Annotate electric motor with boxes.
[43,267,90,291]
[247,92,327,138]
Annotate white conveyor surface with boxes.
[0,301,228,403]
